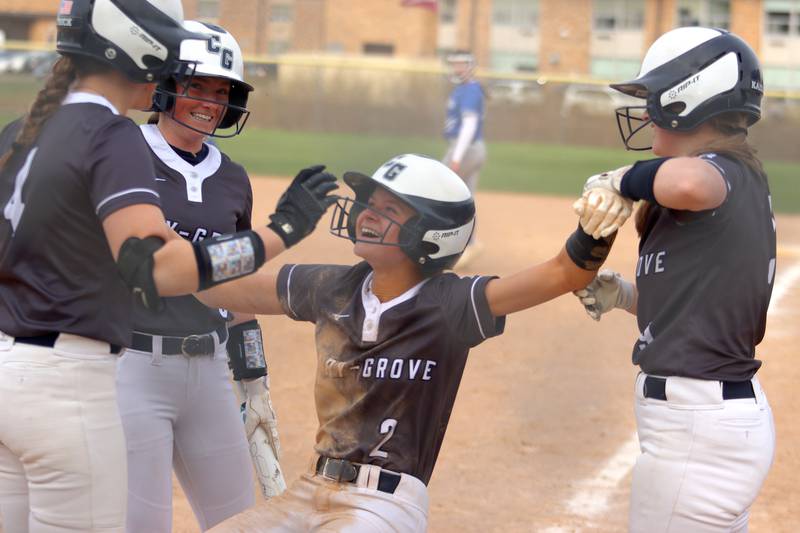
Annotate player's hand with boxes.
[449,160,461,174]
[573,165,634,239]
[573,269,635,321]
[268,165,339,248]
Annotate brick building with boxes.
[3,0,800,88]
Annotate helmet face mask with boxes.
[151,21,252,138]
[56,0,208,83]
[329,154,475,275]
[330,195,421,250]
[611,27,763,151]
[614,105,653,151]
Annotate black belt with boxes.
[315,456,402,494]
[14,332,121,354]
[643,375,755,401]
[131,326,227,357]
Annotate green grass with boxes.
[0,109,796,213]
[217,128,799,214]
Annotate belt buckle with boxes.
[181,335,206,356]
[321,458,358,483]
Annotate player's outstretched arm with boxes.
[103,166,337,308]
[196,269,283,315]
[485,225,614,317]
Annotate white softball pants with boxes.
[629,372,775,533]
[442,139,486,195]
[0,334,126,533]
[116,341,254,532]
[443,140,485,247]
[208,456,428,532]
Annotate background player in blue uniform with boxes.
[573,27,776,533]
[193,153,616,532]
[0,2,336,531]
[116,21,284,533]
[442,51,486,266]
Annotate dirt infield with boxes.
[170,178,800,532]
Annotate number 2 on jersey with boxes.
[369,418,398,459]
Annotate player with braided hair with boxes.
[115,21,285,533]
[0,2,336,531]
[183,153,617,532]
[573,27,776,532]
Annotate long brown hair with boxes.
[0,55,112,173]
[634,112,766,236]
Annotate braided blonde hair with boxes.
[0,56,78,172]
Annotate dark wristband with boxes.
[565,223,616,271]
[227,319,267,381]
[619,157,670,203]
[193,230,266,291]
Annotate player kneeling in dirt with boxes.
[199,154,619,532]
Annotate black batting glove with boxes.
[267,165,339,248]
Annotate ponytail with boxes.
[0,55,77,172]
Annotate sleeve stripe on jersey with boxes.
[470,276,487,340]
[285,264,299,319]
[95,188,160,214]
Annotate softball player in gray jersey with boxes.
[190,153,618,532]
[116,22,283,533]
[0,3,336,531]
[574,27,776,533]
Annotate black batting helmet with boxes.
[611,27,763,151]
[55,0,208,83]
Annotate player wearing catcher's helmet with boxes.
[573,27,776,532]
[0,2,336,531]
[191,154,618,532]
[115,21,285,533]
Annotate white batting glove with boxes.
[573,269,636,321]
[573,165,634,239]
[242,377,287,498]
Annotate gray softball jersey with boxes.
[277,261,506,485]
[633,153,776,381]
[131,124,252,336]
[0,93,161,347]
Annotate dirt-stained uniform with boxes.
[279,261,504,484]
[230,259,505,531]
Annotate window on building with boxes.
[268,40,290,55]
[363,43,395,56]
[197,0,220,20]
[766,10,790,34]
[677,0,730,29]
[439,0,457,24]
[491,0,538,29]
[764,0,800,36]
[593,0,645,30]
[270,4,293,23]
